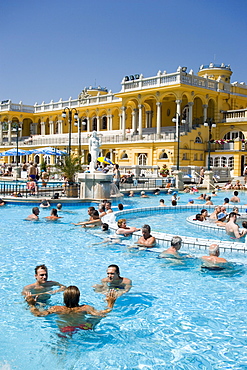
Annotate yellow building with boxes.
[1,62,247,176]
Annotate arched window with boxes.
[223,131,244,140]
[92,117,97,131]
[34,155,40,164]
[121,152,128,159]
[82,119,87,131]
[138,153,147,166]
[105,152,111,159]
[228,157,234,169]
[159,151,168,159]
[195,136,202,143]
[214,157,220,167]
[102,116,107,130]
[221,157,227,167]
[200,154,203,161]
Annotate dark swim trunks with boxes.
[60,322,93,334]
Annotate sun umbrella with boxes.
[31,147,67,156]
[0,148,32,156]
[97,156,115,165]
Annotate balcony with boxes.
[222,109,247,123]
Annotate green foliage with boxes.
[40,159,47,172]
[55,156,83,183]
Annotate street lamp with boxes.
[204,118,216,171]
[62,107,78,157]
[172,112,186,170]
[14,123,21,167]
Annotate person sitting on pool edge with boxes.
[39,199,50,208]
[135,224,156,248]
[93,264,132,297]
[22,264,66,302]
[116,218,141,236]
[159,236,183,258]
[25,286,117,334]
[201,244,228,269]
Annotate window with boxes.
[194,153,197,161]
[121,152,128,159]
[228,157,234,169]
[159,152,168,159]
[102,116,107,130]
[182,153,188,160]
[223,131,244,141]
[221,157,227,167]
[138,153,147,166]
[195,136,202,143]
[92,117,97,131]
[214,157,220,167]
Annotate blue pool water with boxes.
[1,192,247,369]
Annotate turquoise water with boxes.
[1,193,247,369]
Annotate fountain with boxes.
[77,131,123,200]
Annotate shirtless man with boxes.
[209,206,221,221]
[25,286,117,334]
[80,210,102,227]
[159,199,166,206]
[201,244,228,268]
[22,264,66,302]
[225,212,247,239]
[93,264,132,297]
[105,201,113,214]
[116,218,140,236]
[28,161,37,180]
[45,208,62,220]
[26,207,40,220]
[136,225,156,248]
[230,191,240,203]
[159,236,182,258]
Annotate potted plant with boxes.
[55,156,83,197]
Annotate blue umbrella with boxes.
[0,148,32,156]
[31,147,66,156]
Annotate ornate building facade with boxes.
[1,63,247,176]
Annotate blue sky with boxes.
[1,0,247,105]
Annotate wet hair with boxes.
[209,244,219,256]
[201,209,207,214]
[35,264,47,275]
[92,210,99,218]
[171,200,177,206]
[142,224,151,233]
[102,223,109,231]
[51,208,58,216]
[57,203,62,210]
[98,203,105,212]
[224,198,229,203]
[108,264,120,276]
[234,191,239,196]
[228,212,237,219]
[160,199,164,203]
[242,221,247,229]
[117,218,126,228]
[206,196,211,201]
[88,206,95,213]
[32,207,39,215]
[171,236,182,250]
[106,201,112,207]
[63,286,80,308]
[195,214,203,221]
[118,203,124,211]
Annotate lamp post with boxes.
[62,108,78,157]
[74,118,87,156]
[172,112,186,170]
[204,118,216,171]
[14,123,21,167]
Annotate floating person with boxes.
[93,264,132,297]
[135,225,156,248]
[116,218,141,236]
[39,199,51,208]
[201,244,228,269]
[26,207,40,220]
[225,212,247,239]
[45,208,62,220]
[159,236,183,258]
[22,264,66,302]
[25,286,117,335]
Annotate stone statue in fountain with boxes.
[89,131,101,172]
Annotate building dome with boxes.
[198,63,232,83]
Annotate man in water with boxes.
[22,264,66,302]
[230,191,240,203]
[93,264,132,297]
[201,244,228,268]
[116,218,140,236]
[159,236,183,258]
[26,207,40,220]
[136,225,156,248]
[225,212,247,239]
[25,286,117,334]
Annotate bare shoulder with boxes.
[122,277,132,285]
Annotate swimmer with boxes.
[223,198,230,206]
[79,210,102,227]
[45,208,62,220]
[230,191,240,203]
[159,236,183,258]
[201,244,228,268]
[216,212,227,226]
[56,203,62,211]
[116,218,141,236]
[22,264,66,302]
[187,199,194,205]
[39,199,50,208]
[225,212,247,239]
[118,203,124,211]
[129,190,134,197]
[209,206,221,221]
[25,286,117,334]
[159,199,166,206]
[194,214,204,221]
[140,191,149,198]
[200,209,208,221]
[26,207,40,220]
[72,208,99,226]
[98,203,106,218]
[205,196,213,205]
[135,224,156,248]
[93,264,132,297]
[105,201,113,213]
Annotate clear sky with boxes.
[1,0,247,105]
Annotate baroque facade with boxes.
[1,62,247,176]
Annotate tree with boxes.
[55,156,83,184]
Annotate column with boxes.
[132,109,137,133]
[96,116,100,132]
[188,102,194,130]
[19,122,23,139]
[87,117,90,133]
[121,106,126,139]
[203,104,208,123]
[49,121,54,135]
[8,121,12,144]
[0,122,3,145]
[175,100,182,140]
[57,120,63,134]
[108,114,113,131]
[156,102,161,136]
[138,104,143,137]
[41,122,46,135]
